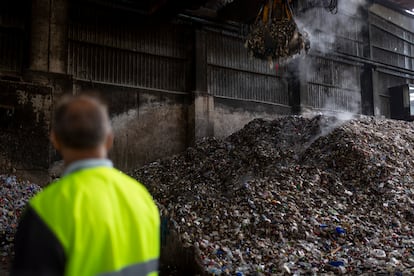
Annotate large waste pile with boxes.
[0,176,41,266]
[132,116,414,275]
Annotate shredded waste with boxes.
[1,115,414,275]
[0,176,41,266]
[132,115,414,275]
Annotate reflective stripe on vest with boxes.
[99,259,158,276]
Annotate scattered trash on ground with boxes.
[0,175,41,266]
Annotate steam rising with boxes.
[294,0,367,135]
[296,0,367,54]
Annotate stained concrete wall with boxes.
[111,103,188,171]
[213,98,290,138]
[72,81,189,172]
[0,80,52,183]
[30,0,68,73]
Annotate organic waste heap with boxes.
[132,116,414,275]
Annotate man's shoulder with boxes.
[28,177,70,209]
[30,167,151,207]
[93,167,147,187]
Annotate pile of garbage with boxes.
[133,115,414,275]
[0,175,41,264]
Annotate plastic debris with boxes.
[132,115,414,275]
[0,175,41,267]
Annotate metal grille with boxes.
[0,29,23,72]
[307,57,361,89]
[208,67,288,104]
[331,12,366,58]
[206,31,289,105]
[0,2,25,73]
[68,6,193,93]
[304,56,361,112]
[68,41,190,92]
[305,84,360,111]
[370,13,414,70]
[296,6,366,58]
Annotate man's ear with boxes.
[105,131,114,151]
[50,131,61,152]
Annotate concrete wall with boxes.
[0,80,52,183]
[213,98,289,138]
[30,0,68,73]
[111,102,188,171]
[72,81,189,172]
[110,93,188,172]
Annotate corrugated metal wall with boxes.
[369,12,414,117]
[62,2,414,118]
[68,5,193,94]
[303,56,362,112]
[68,3,291,110]
[299,7,366,58]
[370,13,414,70]
[206,30,289,106]
[0,2,25,73]
[299,5,364,112]
[335,13,366,58]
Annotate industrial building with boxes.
[0,0,413,182]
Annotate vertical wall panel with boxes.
[0,1,26,73]
[68,4,193,93]
[206,30,289,106]
[370,13,414,71]
[303,55,362,112]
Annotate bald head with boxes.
[52,95,112,150]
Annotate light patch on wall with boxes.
[111,109,138,134]
[31,94,46,123]
[16,90,28,105]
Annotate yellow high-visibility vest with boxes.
[29,166,160,276]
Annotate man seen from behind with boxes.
[11,94,160,276]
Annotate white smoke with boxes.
[295,0,367,55]
[294,0,366,136]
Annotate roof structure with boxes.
[387,0,414,10]
[89,0,414,20]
